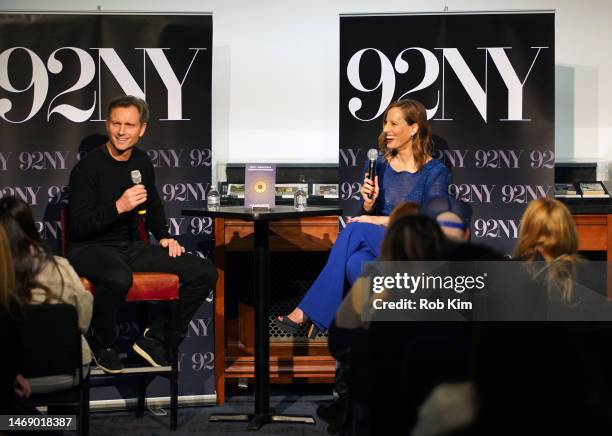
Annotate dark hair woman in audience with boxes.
[0,224,30,413]
[332,213,448,336]
[275,99,450,336]
[0,224,16,311]
[0,197,93,369]
[319,215,453,434]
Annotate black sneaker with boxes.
[132,328,169,367]
[91,347,124,374]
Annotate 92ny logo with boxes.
[346,46,548,122]
[0,47,206,123]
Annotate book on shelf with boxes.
[579,182,610,198]
[275,183,308,198]
[554,183,579,197]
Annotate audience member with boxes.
[318,201,422,434]
[514,196,606,317]
[0,196,93,368]
[332,215,448,336]
[411,197,612,436]
[421,194,506,262]
[0,224,30,413]
[323,215,450,435]
[388,201,420,224]
[420,194,471,242]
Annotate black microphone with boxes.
[130,170,147,216]
[366,148,378,199]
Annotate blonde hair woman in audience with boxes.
[515,197,580,305]
[0,197,93,367]
[411,198,607,436]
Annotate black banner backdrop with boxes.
[340,12,554,254]
[0,13,215,400]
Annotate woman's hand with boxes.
[348,215,389,226]
[361,175,379,212]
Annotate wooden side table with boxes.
[571,213,612,299]
[183,207,341,406]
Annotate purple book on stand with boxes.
[244,163,276,209]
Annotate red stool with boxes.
[60,208,180,430]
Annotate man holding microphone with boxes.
[67,95,217,374]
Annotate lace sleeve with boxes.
[424,162,451,199]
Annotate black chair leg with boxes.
[137,376,146,417]
[80,377,90,436]
[170,300,179,430]
[137,301,148,418]
[139,302,148,336]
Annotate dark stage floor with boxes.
[88,385,335,436]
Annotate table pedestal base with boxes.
[209,412,316,430]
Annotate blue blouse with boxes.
[361,155,451,216]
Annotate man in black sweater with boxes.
[67,95,217,373]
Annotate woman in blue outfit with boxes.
[274,99,451,335]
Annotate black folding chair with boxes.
[21,304,89,436]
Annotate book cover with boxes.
[554,183,577,195]
[554,193,581,199]
[244,164,276,208]
[579,182,609,198]
[275,183,307,199]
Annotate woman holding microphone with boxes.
[274,99,450,335]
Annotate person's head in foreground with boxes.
[0,196,56,303]
[388,201,420,225]
[515,197,580,304]
[515,197,578,261]
[381,214,447,262]
[421,195,472,241]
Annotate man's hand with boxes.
[348,215,389,226]
[160,238,186,258]
[116,184,147,214]
[360,175,379,212]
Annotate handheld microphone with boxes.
[130,170,147,216]
[366,148,378,199]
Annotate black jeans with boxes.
[67,241,217,348]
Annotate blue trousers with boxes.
[298,222,386,330]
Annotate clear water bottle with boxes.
[294,186,307,211]
[207,185,220,210]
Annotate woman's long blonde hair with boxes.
[377,99,432,171]
[515,197,579,303]
[0,225,17,312]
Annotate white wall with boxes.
[3,0,612,181]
